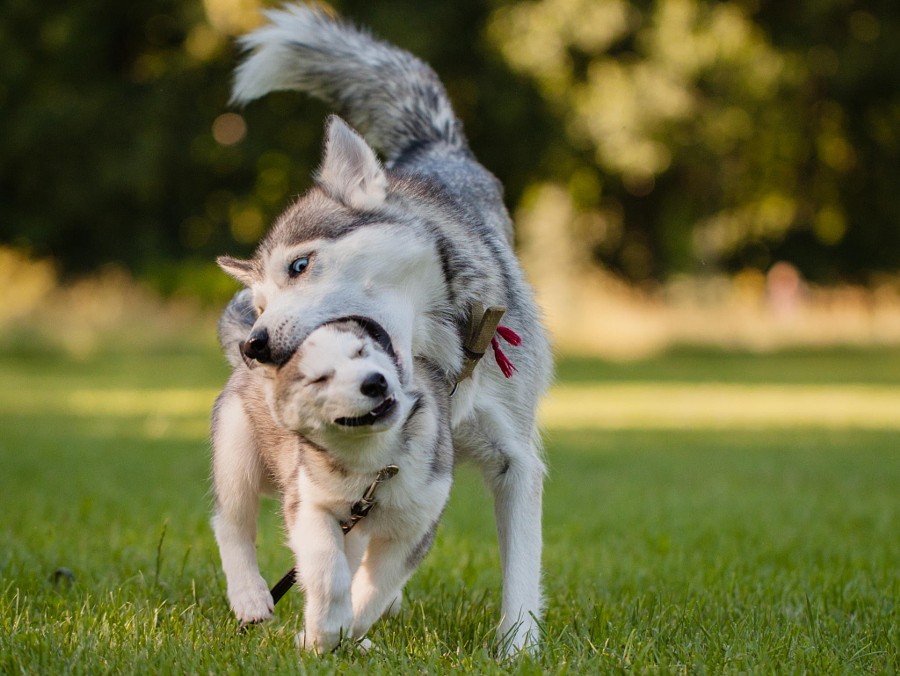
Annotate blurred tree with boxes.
[0,0,553,298]
[489,0,900,283]
[753,0,900,282]
[0,0,328,299]
[0,0,897,292]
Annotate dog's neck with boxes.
[313,425,403,476]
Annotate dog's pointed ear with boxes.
[316,115,387,211]
[217,255,257,286]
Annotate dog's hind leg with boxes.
[459,409,545,654]
[488,439,545,654]
[211,392,273,625]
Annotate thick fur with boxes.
[214,300,452,652]
[214,4,552,654]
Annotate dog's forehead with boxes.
[304,323,367,354]
[278,327,354,380]
[304,322,398,370]
[260,190,384,254]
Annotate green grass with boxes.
[1,347,899,672]
[556,346,900,385]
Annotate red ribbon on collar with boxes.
[491,325,522,378]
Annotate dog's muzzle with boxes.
[334,396,397,427]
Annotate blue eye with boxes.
[289,256,309,277]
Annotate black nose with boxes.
[241,328,271,364]
[360,372,388,398]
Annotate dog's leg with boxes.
[290,503,353,654]
[343,527,407,617]
[211,394,273,625]
[457,408,545,654]
[343,528,369,577]
[348,533,423,639]
[383,588,404,618]
[488,442,544,654]
[463,408,545,655]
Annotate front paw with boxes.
[296,609,353,655]
[295,629,340,655]
[295,631,373,655]
[229,574,274,625]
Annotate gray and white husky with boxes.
[211,4,552,654]
[214,291,452,652]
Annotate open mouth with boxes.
[334,397,397,428]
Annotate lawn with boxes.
[1,346,898,672]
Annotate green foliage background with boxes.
[1,0,898,291]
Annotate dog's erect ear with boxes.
[217,256,257,286]
[316,115,387,211]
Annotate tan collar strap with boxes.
[454,302,507,388]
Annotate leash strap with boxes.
[269,568,296,606]
[266,465,400,608]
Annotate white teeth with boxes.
[334,397,396,427]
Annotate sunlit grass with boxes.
[544,382,900,429]
[1,347,898,672]
[4,344,900,434]
[4,381,900,435]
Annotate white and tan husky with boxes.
[211,4,552,654]
[215,302,452,652]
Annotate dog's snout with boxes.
[242,328,272,364]
[360,372,388,398]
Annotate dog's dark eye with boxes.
[310,373,331,385]
[288,256,310,277]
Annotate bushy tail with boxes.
[231,4,466,161]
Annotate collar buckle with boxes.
[340,464,400,534]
